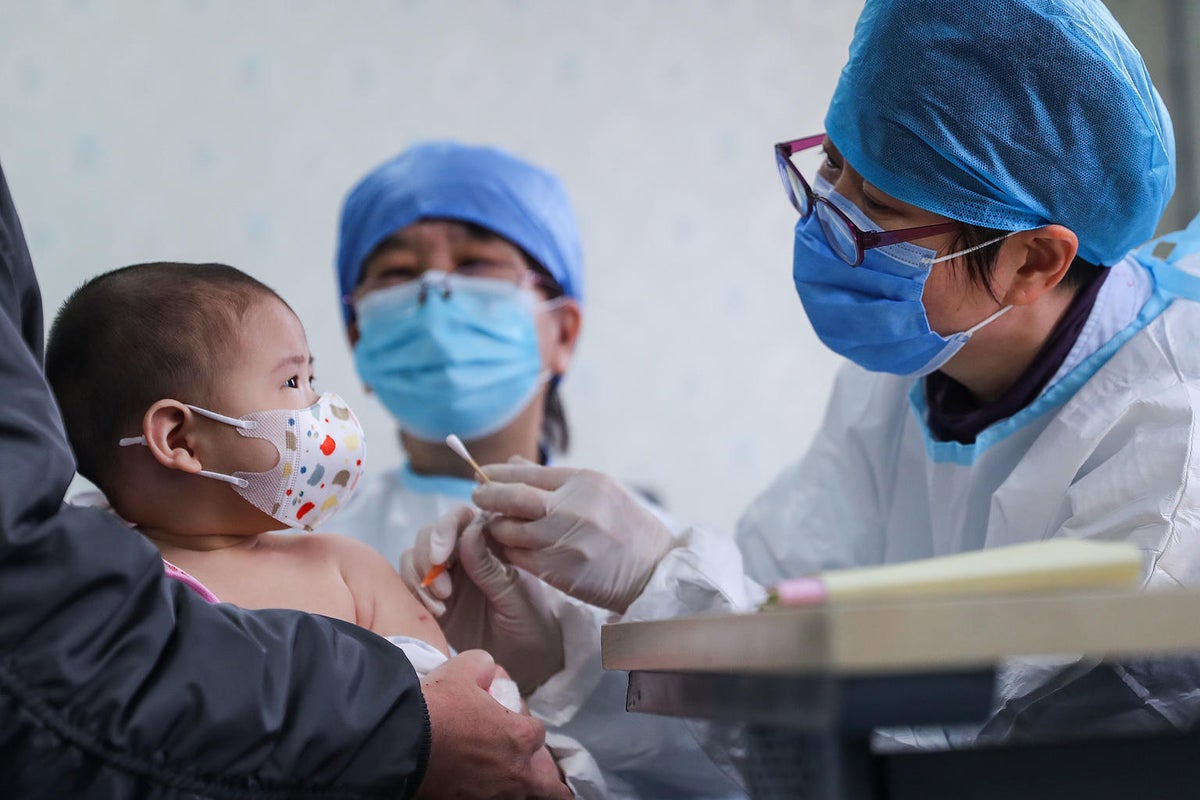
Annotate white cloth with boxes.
[732,250,1200,745]
[343,466,748,799]
[386,636,606,799]
[387,635,523,713]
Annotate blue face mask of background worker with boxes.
[793,176,1011,377]
[354,272,557,442]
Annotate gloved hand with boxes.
[401,507,566,695]
[473,463,675,614]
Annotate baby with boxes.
[45,262,595,795]
[46,262,451,644]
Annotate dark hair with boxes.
[523,254,571,456]
[45,262,283,492]
[950,224,1104,302]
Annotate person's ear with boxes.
[141,400,206,475]
[544,299,582,375]
[999,225,1079,306]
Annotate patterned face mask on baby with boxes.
[120,392,366,531]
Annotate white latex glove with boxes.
[472,463,675,614]
[401,507,566,695]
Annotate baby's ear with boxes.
[142,400,204,474]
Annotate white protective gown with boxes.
[638,233,1200,748]
[335,463,750,798]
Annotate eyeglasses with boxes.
[774,134,961,266]
[353,261,563,305]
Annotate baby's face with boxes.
[198,295,317,480]
[219,296,318,418]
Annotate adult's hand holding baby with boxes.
[418,649,570,800]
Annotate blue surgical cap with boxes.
[825,0,1175,266]
[337,141,583,323]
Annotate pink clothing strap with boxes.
[162,559,220,604]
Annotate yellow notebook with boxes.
[763,539,1143,608]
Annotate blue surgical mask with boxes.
[792,177,1012,377]
[354,273,555,442]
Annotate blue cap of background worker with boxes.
[825,0,1175,266]
[337,141,584,324]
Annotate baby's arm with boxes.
[326,537,582,792]
[325,534,451,655]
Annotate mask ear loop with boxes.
[185,405,258,430]
[117,403,257,488]
[927,231,1018,336]
[963,303,1013,335]
[191,469,251,489]
[928,231,1014,265]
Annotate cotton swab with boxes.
[445,434,491,484]
[419,435,491,588]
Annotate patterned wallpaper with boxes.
[1,0,861,535]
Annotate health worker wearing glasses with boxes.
[408,0,1200,748]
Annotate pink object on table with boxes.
[771,576,829,607]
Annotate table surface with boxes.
[602,587,1200,676]
[604,588,1200,800]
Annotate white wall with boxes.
[0,0,861,536]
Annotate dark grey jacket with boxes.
[0,161,430,798]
